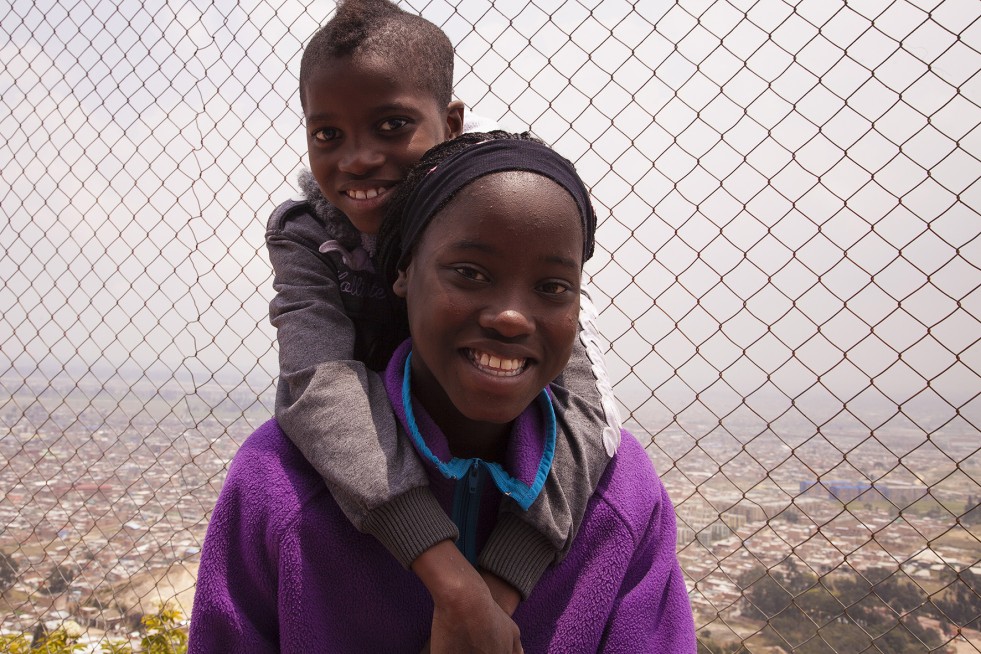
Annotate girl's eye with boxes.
[380,118,409,132]
[454,266,488,282]
[312,127,340,142]
[540,281,572,296]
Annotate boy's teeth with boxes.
[348,188,383,200]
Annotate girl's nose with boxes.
[480,305,535,339]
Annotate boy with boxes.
[265,1,620,649]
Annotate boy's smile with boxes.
[394,171,584,453]
[303,54,463,235]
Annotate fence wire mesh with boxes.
[1,0,979,651]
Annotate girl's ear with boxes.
[393,269,409,298]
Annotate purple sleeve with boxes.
[599,478,696,653]
[188,434,283,652]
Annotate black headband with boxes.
[397,139,596,270]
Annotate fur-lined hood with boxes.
[298,169,362,251]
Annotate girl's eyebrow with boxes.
[546,254,581,270]
[450,240,580,270]
[447,239,494,254]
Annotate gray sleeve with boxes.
[267,205,457,566]
[479,287,619,597]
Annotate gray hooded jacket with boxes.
[266,169,620,597]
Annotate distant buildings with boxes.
[800,479,928,505]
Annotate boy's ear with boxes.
[393,269,409,298]
[445,100,465,139]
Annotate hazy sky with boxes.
[1,0,978,434]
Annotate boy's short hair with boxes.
[300,0,454,110]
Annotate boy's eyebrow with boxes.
[374,100,427,114]
[306,101,428,123]
[450,240,581,270]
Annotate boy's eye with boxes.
[379,118,409,132]
[312,127,339,142]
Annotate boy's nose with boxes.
[337,142,384,175]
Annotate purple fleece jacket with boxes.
[189,341,695,653]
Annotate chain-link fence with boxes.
[2,0,979,651]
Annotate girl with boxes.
[189,132,695,653]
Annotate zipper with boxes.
[452,460,484,564]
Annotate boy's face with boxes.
[303,55,464,235]
[394,172,584,427]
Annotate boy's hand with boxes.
[412,540,523,654]
[480,570,521,616]
[430,585,522,654]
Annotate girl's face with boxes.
[394,171,584,429]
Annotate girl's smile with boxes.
[466,348,527,377]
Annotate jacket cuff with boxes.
[477,512,557,600]
[361,487,459,568]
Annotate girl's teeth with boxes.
[470,350,526,377]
